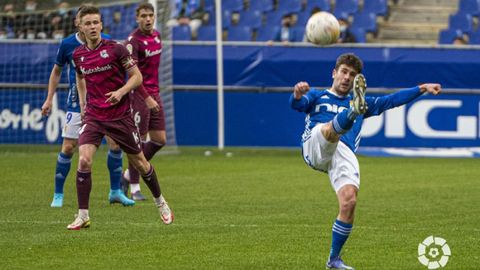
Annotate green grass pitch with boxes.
[0,145,478,269]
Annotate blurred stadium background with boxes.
[1,0,479,156]
[0,1,479,269]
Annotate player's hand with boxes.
[419,83,442,95]
[41,100,52,116]
[105,91,124,105]
[294,81,310,99]
[145,96,160,112]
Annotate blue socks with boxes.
[54,152,72,194]
[107,149,123,190]
[330,219,353,259]
[332,107,358,134]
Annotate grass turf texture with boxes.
[0,145,478,269]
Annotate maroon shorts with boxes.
[79,115,142,154]
[131,93,166,136]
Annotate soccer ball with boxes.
[305,12,340,45]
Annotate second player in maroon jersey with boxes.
[122,3,168,201]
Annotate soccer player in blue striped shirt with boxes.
[290,53,441,269]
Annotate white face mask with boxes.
[53,33,64,40]
[0,34,7,40]
[25,4,37,12]
[340,25,347,32]
[26,33,35,39]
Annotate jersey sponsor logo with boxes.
[145,48,161,57]
[80,64,113,75]
[100,49,109,58]
[315,103,348,114]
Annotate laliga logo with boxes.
[418,236,451,269]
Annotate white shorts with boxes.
[302,124,360,193]
[62,111,82,139]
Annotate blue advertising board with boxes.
[1,43,480,149]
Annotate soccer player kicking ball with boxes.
[41,5,133,208]
[67,6,173,230]
[290,53,441,269]
[121,3,168,201]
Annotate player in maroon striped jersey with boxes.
[66,6,173,230]
[122,2,168,201]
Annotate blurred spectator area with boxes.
[0,0,139,40]
[1,0,474,45]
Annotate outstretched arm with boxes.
[365,83,442,117]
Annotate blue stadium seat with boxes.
[256,26,280,41]
[223,0,244,12]
[223,9,232,28]
[334,0,359,15]
[204,0,215,11]
[469,30,480,44]
[449,12,473,34]
[363,0,388,17]
[238,10,263,30]
[277,0,303,15]
[349,26,366,43]
[249,0,274,13]
[203,9,232,28]
[296,10,311,27]
[172,25,192,41]
[334,10,350,22]
[227,26,252,41]
[100,7,114,26]
[293,26,306,42]
[438,29,462,44]
[351,12,377,33]
[305,0,331,13]
[458,0,480,16]
[265,11,284,26]
[197,26,217,41]
[109,21,135,40]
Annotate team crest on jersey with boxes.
[100,49,109,58]
[143,41,148,45]
[126,44,133,54]
[154,37,160,43]
[80,56,84,62]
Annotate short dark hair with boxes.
[78,5,100,20]
[136,2,154,16]
[335,53,363,73]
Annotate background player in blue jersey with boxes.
[290,53,441,270]
[41,5,134,208]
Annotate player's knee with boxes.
[62,141,77,155]
[341,197,357,212]
[78,155,93,170]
